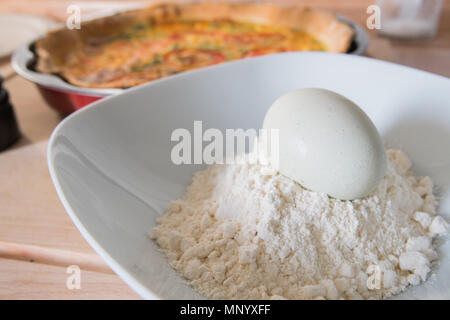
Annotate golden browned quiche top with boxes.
[35,3,355,89]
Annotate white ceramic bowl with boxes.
[48,52,450,299]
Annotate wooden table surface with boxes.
[0,0,449,300]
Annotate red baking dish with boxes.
[36,86,103,115]
[11,15,368,116]
[11,44,123,115]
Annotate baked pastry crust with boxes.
[35,3,354,88]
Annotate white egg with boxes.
[262,88,387,200]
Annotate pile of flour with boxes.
[151,149,448,299]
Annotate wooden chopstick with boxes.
[0,241,113,274]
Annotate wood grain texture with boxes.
[0,141,95,253]
[0,258,139,299]
[0,0,449,300]
[0,241,112,273]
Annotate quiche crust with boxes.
[35,3,354,88]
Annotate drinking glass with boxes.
[376,0,443,39]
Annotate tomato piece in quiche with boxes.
[164,49,226,70]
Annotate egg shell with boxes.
[262,88,387,200]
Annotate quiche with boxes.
[35,3,355,89]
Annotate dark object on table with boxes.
[0,76,21,151]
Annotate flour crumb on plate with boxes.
[151,149,448,300]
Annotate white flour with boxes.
[151,149,448,299]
